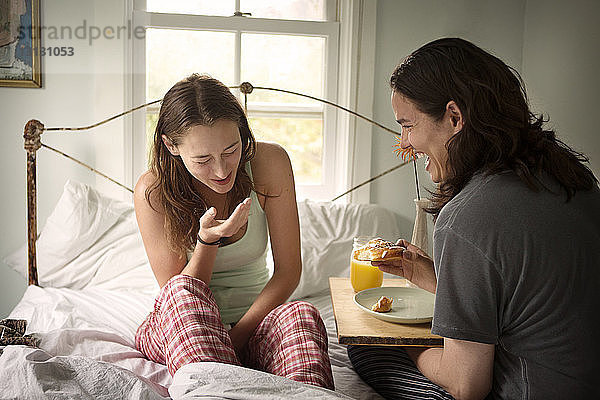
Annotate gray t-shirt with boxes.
[431,171,600,399]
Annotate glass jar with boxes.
[350,236,383,292]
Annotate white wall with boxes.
[0,0,130,317]
[521,0,600,179]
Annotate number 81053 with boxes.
[40,47,74,56]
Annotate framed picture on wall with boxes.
[0,0,41,88]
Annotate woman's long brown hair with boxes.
[146,74,256,256]
[390,37,597,219]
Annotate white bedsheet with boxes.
[1,286,382,399]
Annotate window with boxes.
[133,0,340,200]
[146,0,327,21]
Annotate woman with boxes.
[349,38,600,399]
[134,74,334,389]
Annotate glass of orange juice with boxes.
[350,236,383,292]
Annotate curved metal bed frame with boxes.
[22,82,410,286]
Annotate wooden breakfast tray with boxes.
[329,277,443,346]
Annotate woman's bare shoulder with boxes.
[251,142,293,192]
[134,170,162,211]
[252,141,291,171]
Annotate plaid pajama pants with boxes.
[135,274,334,389]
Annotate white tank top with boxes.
[187,163,269,324]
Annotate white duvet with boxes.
[1,182,401,399]
[0,286,382,400]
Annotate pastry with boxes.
[353,238,405,262]
[371,296,393,312]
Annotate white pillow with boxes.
[286,199,405,300]
[5,181,404,300]
[4,180,158,293]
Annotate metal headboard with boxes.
[22,82,409,286]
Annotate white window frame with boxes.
[125,0,376,203]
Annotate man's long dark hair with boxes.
[390,37,597,219]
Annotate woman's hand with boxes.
[372,239,437,293]
[228,323,252,361]
[198,197,252,243]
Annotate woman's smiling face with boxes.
[391,91,462,183]
[162,119,242,194]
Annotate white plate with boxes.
[353,286,435,324]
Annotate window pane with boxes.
[249,116,322,184]
[240,0,326,21]
[146,28,235,101]
[241,33,325,105]
[146,0,234,16]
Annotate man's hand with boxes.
[198,197,251,243]
[371,239,437,293]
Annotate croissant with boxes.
[353,238,405,262]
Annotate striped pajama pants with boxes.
[348,345,455,400]
[135,274,334,389]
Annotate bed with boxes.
[1,83,409,399]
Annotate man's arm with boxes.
[406,338,494,400]
[374,237,496,399]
